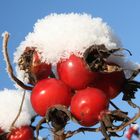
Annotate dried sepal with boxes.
[45,105,71,132]
[18,47,37,85]
[128,69,140,81]
[83,44,125,73]
[122,80,140,101]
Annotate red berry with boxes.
[18,47,52,85]
[57,54,98,90]
[31,78,72,116]
[0,127,3,134]
[93,70,125,99]
[31,51,51,81]
[70,87,109,126]
[7,126,34,140]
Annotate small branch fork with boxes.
[34,102,140,140]
[2,32,33,90]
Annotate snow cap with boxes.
[0,89,36,132]
[14,13,121,65]
[14,13,140,81]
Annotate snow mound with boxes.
[0,89,36,132]
[14,13,121,65]
[14,13,140,81]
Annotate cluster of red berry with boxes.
[29,50,125,127]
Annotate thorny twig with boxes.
[64,101,140,139]
[107,103,140,133]
[107,115,140,133]
[34,101,140,140]
[2,32,33,90]
[9,90,26,131]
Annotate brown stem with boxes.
[35,117,46,140]
[9,90,26,130]
[65,127,100,138]
[53,130,66,140]
[2,32,33,90]
[100,121,110,140]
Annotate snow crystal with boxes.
[14,13,140,81]
[0,89,36,132]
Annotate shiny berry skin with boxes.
[31,78,72,116]
[94,71,125,99]
[70,87,109,126]
[7,126,34,140]
[0,127,3,134]
[57,55,98,90]
[31,51,51,81]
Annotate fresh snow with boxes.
[14,13,140,82]
[0,89,36,132]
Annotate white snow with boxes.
[0,89,36,132]
[14,13,121,64]
[14,13,140,81]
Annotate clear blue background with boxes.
[0,1,140,140]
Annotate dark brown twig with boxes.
[109,101,120,110]
[2,32,33,90]
[107,104,140,132]
[65,127,100,138]
[36,117,46,140]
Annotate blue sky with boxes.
[0,1,140,140]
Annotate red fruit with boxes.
[0,127,3,134]
[31,78,72,116]
[57,54,98,90]
[125,133,132,140]
[94,70,125,99]
[31,51,51,81]
[70,87,109,126]
[7,126,34,140]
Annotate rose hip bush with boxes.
[1,13,140,140]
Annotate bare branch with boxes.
[109,101,120,110]
[107,105,140,132]
[36,117,46,140]
[65,127,100,138]
[2,32,33,90]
